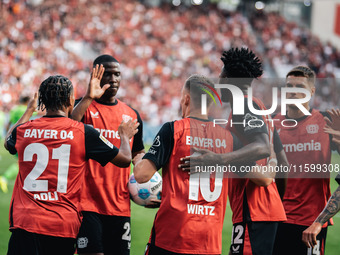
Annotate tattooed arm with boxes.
[302,185,340,248]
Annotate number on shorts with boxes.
[232,224,244,245]
[122,222,131,241]
[308,240,320,255]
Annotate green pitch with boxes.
[0,145,339,254]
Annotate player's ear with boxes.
[310,86,316,97]
[185,93,190,106]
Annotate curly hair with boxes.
[38,75,73,111]
[221,48,263,79]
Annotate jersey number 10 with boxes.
[189,171,224,202]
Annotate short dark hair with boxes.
[221,48,263,84]
[38,75,73,111]
[286,65,316,86]
[185,74,215,108]
[19,96,30,104]
[93,55,119,67]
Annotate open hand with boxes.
[118,119,139,140]
[86,64,110,100]
[179,147,220,174]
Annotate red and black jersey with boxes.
[79,99,144,217]
[6,116,119,238]
[143,117,244,254]
[228,97,286,224]
[274,109,334,226]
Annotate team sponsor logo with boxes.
[306,124,319,134]
[283,140,321,152]
[77,237,88,249]
[99,134,114,149]
[152,136,161,147]
[122,114,133,123]
[90,111,99,118]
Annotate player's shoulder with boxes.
[116,99,141,117]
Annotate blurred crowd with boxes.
[251,11,340,110]
[0,0,339,133]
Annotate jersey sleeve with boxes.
[84,124,119,166]
[6,126,19,155]
[273,127,284,153]
[131,108,145,153]
[232,98,268,139]
[143,122,174,170]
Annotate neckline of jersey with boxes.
[285,108,313,122]
[94,99,118,106]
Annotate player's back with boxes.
[9,116,87,238]
[227,96,286,223]
[152,117,233,254]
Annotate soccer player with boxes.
[134,74,277,255]
[4,71,138,255]
[273,66,340,255]
[71,55,145,255]
[0,95,37,193]
[181,48,288,255]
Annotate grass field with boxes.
[0,144,340,254]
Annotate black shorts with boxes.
[274,222,328,255]
[7,228,75,255]
[76,211,131,255]
[230,221,279,255]
[145,243,217,255]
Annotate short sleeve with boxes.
[84,124,119,166]
[143,122,174,170]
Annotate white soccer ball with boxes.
[128,172,162,206]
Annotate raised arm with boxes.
[4,93,37,150]
[71,64,110,121]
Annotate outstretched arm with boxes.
[110,119,139,167]
[4,93,38,150]
[71,64,110,121]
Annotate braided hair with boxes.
[221,48,263,80]
[38,75,73,111]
